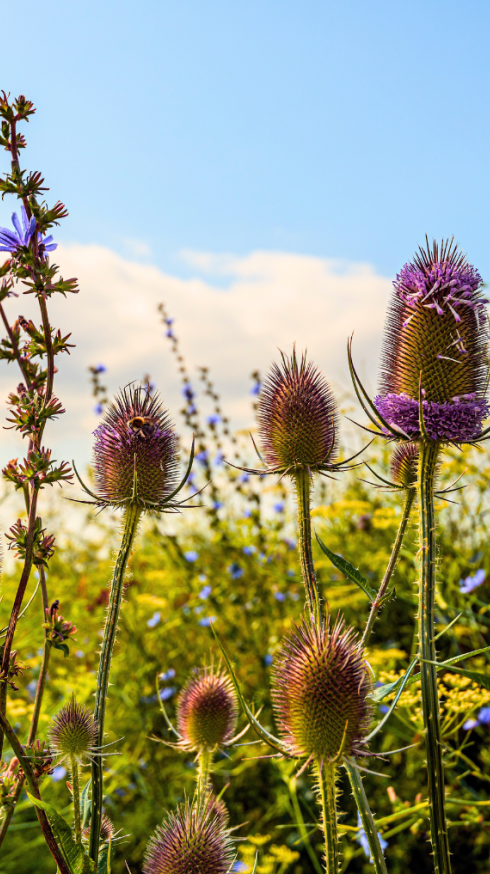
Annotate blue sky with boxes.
[1,0,489,278]
[1,0,490,465]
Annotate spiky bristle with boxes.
[177,666,238,751]
[143,796,234,874]
[93,386,179,507]
[271,617,372,761]
[257,349,338,472]
[390,443,419,488]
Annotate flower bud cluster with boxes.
[6,517,55,567]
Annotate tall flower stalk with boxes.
[349,238,490,874]
[75,385,197,863]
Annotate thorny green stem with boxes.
[344,758,388,874]
[294,469,321,625]
[71,754,82,844]
[0,709,71,874]
[288,776,323,874]
[0,567,51,848]
[197,748,212,797]
[418,440,451,874]
[315,759,339,874]
[89,503,141,865]
[362,488,415,647]
[0,490,39,757]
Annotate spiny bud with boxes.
[48,698,97,765]
[376,239,489,442]
[257,349,338,473]
[177,667,238,751]
[83,814,115,844]
[143,797,234,874]
[271,617,372,762]
[390,442,419,489]
[93,386,179,508]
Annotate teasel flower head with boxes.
[373,238,490,444]
[76,385,196,512]
[143,795,235,874]
[48,697,98,765]
[390,442,419,489]
[83,814,116,845]
[176,666,239,752]
[271,617,372,762]
[254,348,339,476]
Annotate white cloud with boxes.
[0,244,392,465]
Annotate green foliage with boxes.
[2,443,490,873]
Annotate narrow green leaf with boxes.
[315,534,377,601]
[97,844,111,874]
[420,660,490,690]
[27,793,95,874]
[80,779,91,830]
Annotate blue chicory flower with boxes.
[250,382,261,396]
[94,364,106,374]
[199,585,212,599]
[159,687,176,701]
[51,765,67,782]
[195,450,208,465]
[459,569,486,593]
[207,414,221,426]
[239,473,249,483]
[0,207,57,254]
[264,654,273,666]
[356,813,388,862]
[184,551,199,563]
[228,563,244,579]
[199,616,216,627]
[213,501,223,510]
[274,591,286,602]
[242,545,256,556]
[159,668,175,681]
[94,404,103,415]
[273,501,285,513]
[147,611,161,628]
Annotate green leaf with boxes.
[97,844,111,874]
[80,779,91,830]
[315,534,377,601]
[374,647,490,702]
[27,793,95,874]
[52,642,70,658]
[420,660,490,690]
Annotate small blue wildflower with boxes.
[264,654,273,666]
[187,404,197,415]
[75,650,85,658]
[478,706,490,725]
[239,473,249,484]
[182,383,194,400]
[284,537,296,550]
[274,591,286,602]
[94,404,103,415]
[94,364,106,374]
[51,765,67,782]
[165,329,174,339]
[228,563,244,579]
[195,450,208,465]
[287,569,295,577]
[199,585,212,599]
[233,864,248,873]
[213,501,223,510]
[159,687,176,701]
[460,569,486,593]
[199,616,216,627]
[147,611,161,628]
[115,788,126,797]
[463,717,479,730]
[243,508,252,519]
[250,382,261,396]
[214,452,224,466]
[207,414,221,426]
[0,206,57,253]
[194,605,204,615]
[165,318,174,326]
[184,551,199,563]
[26,680,37,698]
[356,813,388,862]
[379,704,389,715]
[274,501,285,513]
[159,668,175,681]
[243,545,256,556]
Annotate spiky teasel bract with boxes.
[143,795,235,874]
[176,666,239,752]
[390,442,419,489]
[255,348,339,475]
[48,697,98,765]
[83,814,117,844]
[373,239,490,443]
[271,617,372,762]
[76,385,195,512]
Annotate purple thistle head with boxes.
[271,617,372,761]
[257,349,338,474]
[143,796,235,874]
[390,442,419,488]
[48,697,98,765]
[83,814,115,844]
[93,386,179,508]
[376,239,489,442]
[177,666,238,751]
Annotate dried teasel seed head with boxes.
[143,796,234,874]
[257,349,338,473]
[376,239,489,442]
[48,697,98,765]
[177,666,238,751]
[271,617,372,761]
[93,386,179,508]
[390,442,419,488]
